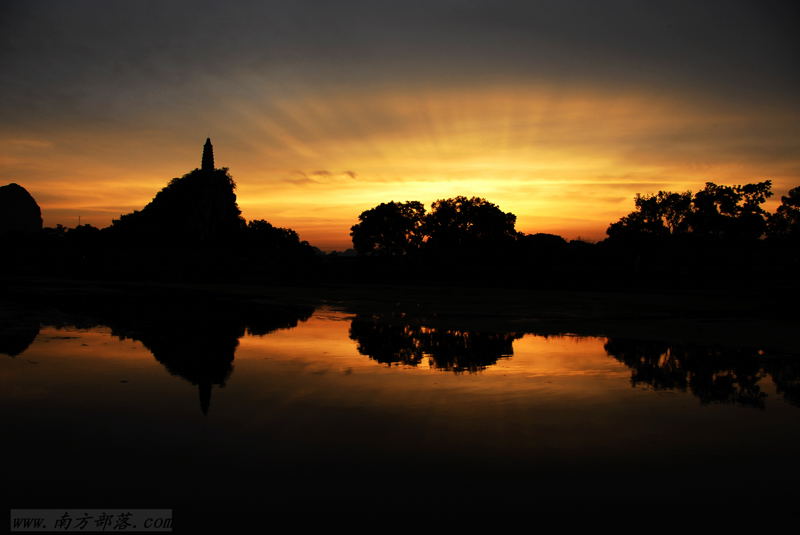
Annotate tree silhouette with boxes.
[769,186,800,240]
[240,218,320,273]
[246,219,304,249]
[516,232,569,273]
[607,181,773,242]
[688,181,772,240]
[350,201,426,256]
[348,196,520,278]
[423,196,517,251]
[606,191,691,241]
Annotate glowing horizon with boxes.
[2,2,797,250]
[3,84,797,250]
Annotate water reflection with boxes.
[3,302,799,411]
[110,305,314,414]
[600,339,800,409]
[769,359,800,407]
[12,298,314,414]
[113,322,240,415]
[349,312,800,409]
[4,300,800,511]
[349,313,522,372]
[0,318,39,357]
[604,339,773,408]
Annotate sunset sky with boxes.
[1,1,798,249]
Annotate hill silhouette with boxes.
[99,159,318,280]
[0,139,321,281]
[0,183,42,236]
[110,166,244,243]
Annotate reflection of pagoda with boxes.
[106,301,315,414]
[115,321,240,415]
[108,136,242,244]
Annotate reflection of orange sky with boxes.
[237,311,629,381]
[0,326,186,403]
[2,317,635,404]
[3,85,797,250]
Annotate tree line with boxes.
[608,181,799,243]
[2,175,798,285]
[350,182,799,256]
[350,196,518,256]
[342,181,799,284]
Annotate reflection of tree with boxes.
[604,339,800,409]
[0,319,40,357]
[603,339,688,392]
[349,313,521,373]
[767,359,800,408]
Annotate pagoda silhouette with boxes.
[202,137,215,171]
[110,138,244,242]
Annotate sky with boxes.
[1,0,798,250]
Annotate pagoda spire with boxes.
[201,137,215,171]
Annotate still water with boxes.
[3,304,800,510]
